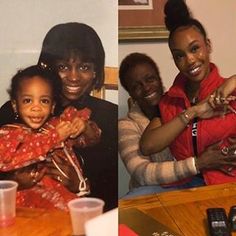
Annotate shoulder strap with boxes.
[191,98,198,155]
[192,117,198,155]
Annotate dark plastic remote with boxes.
[207,208,231,236]
[229,205,236,231]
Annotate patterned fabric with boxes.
[118,101,197,190]
[0,106,101,210]
[160,63,236,185]
[0,95,118,211]
[16,177,78,211]
[0,124,58,171]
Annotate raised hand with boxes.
[69,117,86,139]
[56,121,75,141]
[208,75,236,113]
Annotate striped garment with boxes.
[118,102,198,190]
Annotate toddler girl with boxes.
[0,65,101,210]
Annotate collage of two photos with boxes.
[0,0,236,235]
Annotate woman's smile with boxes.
[144,91,159,100]
[65,85,81,93]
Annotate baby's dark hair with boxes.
[38,22,105,90]
[164,0,207,43]
[119,52,163,92]
[8,65,62,103]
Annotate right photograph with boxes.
[118,0,236,235]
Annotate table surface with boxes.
[3,183,236,236]
[0,207,72,236]
[119,183,236,236]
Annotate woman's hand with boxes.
[196,141,236,176]
[192,98,220,119]
[191,76,236,119]
[208,75,236,113]
[192,94,235,120]
[45,154,81,193]
[69,117,86,139]
[56,121,74,141]
[214,75,236,99]
[56,118,86,141]
[3,164,46,190]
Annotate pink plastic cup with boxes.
[0,180,18,227]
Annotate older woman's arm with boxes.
[119,116,236,186]
[118,118,197,186]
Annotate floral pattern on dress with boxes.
[0,106,101,210]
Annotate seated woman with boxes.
[118,52,236,198]
[0,65,101,210]
[0,22,118,211]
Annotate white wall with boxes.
[119,0,236,117]
[118,0,236,197]
[0,0,118,105]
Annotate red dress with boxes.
[0,106,101,211]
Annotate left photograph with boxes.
[0,1,118,235]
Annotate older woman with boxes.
[119,52,236,198]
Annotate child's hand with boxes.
[69,117,86,139]
[56,121,74,141]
